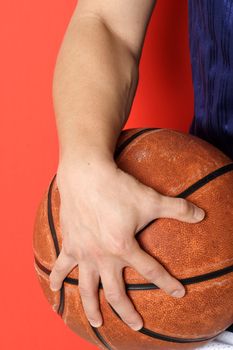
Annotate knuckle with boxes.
[79,286,94,299]
[62,238,78,258]
[176,198,190,216]
[86,244,105,261]
[143,188,161,209]
[108,236,132,256]
[63,245,75,257]
[144,268,157,280]
[147,188,161,204]
[63,241,88,261]
[93,248,105,260]
[80,246,104,262]
[144,266,164,281]
[52,263,64,275]
[105,290,122,304]
[76,249,88,261]
[154,195,168,215]
[63,246,76,259]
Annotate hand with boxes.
[49,158,205,331]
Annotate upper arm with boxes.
[71,0,157,60]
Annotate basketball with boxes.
[33,128,233,350]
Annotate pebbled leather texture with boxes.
[33,128,233,350]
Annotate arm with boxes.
[52,0,156,166]
[50,0,205,331]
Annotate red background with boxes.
[0,0,194,349]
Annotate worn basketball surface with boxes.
[33,128,233,350]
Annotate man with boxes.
[49,0,233,347]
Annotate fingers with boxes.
[127,241,185,298]
[78,264,102,328]
[157,195,205,223]
[49,247,77,291]
[100,264,143,331]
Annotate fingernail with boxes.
[89,320,102,328]
[50,284,59,292]
[129,323,143,331]
[194,208,205,221]
[171,289,185,298]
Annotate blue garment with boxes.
[188,0,233,160]
[188,1,233,334]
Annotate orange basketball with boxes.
[33,128,233,350]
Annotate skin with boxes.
[49,0,205,331]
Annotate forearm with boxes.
[52,15,139,166]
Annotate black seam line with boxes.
[134,162,233,238]
[34,257,225,344]
[35,244,223,345]
[45,132,233,347]
[34,256,233,291]
[113,127,161,159]
[47,174,60,257]
[47,174,110,349]
[41,162,233,291]
[176,162,233,199]
[57,285,65,316]
[91,327,113,350]
[109,304,220,343]
[138,327,220,343]
[47,127,160,349]
[47,127,158,260]
[47,174,65,315]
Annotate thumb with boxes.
[157,195,205,223]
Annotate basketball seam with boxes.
[41,132,233,347]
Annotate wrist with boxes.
[57,149,117,182]
[59,148,114,166]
